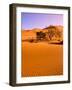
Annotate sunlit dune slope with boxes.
[22,28,42,40]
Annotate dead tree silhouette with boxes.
[36,31,46,41]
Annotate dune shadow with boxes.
[22,39,63,45]
[48,42,63,45]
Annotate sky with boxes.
[21,13,63,30]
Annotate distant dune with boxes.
[22,25,63,43]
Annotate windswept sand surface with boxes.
[22,42,63,77]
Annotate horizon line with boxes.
[21,25,63,30]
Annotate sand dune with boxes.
[22,42,63,77]
[22,25,63,42]
[21,25,63,77]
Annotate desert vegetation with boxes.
[22,25,63,44]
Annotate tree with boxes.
[46,25,63,41]
[36,31,46,41]
[47,28,55,40]
[55,30,62,41]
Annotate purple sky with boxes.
[21,13,63,30]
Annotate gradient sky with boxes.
[21,13,63,30]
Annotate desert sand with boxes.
[22,42,63,77]
[21,26,63,77]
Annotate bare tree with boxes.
[46,26,63,42]
[36,31,46,41]
[47,28,55,40]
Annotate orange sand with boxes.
[21,41,63,77]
